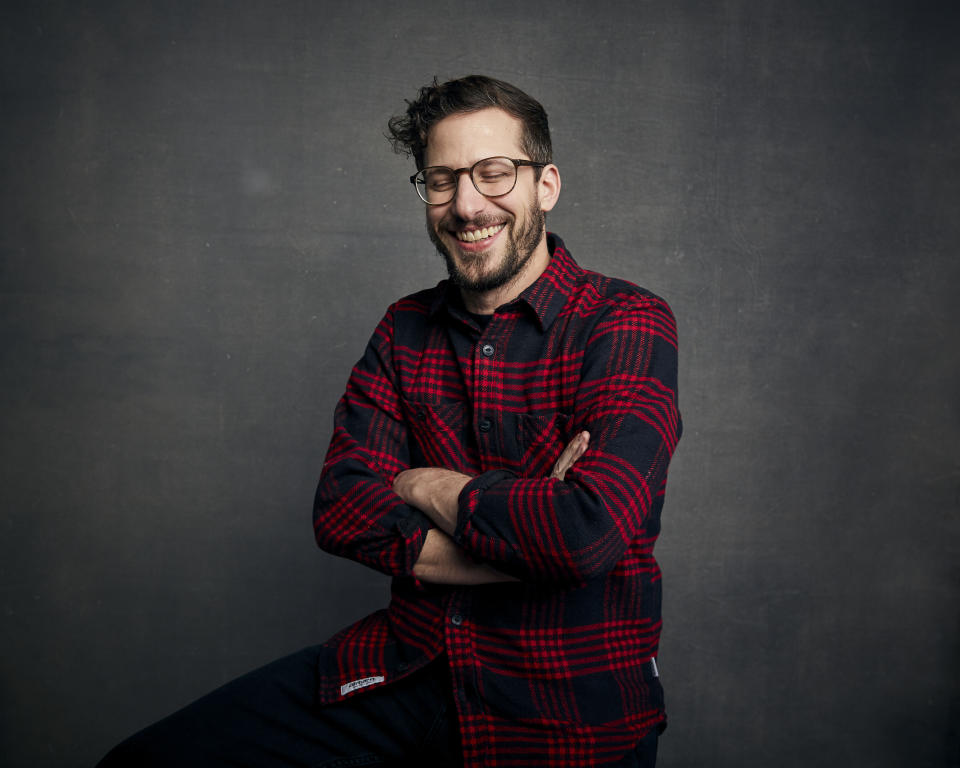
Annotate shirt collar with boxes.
[428,232,582,332]
[519,232,580,331]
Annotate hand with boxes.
[551,430,590,481]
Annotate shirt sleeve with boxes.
[452,295,681,586]
[313,304,432,577]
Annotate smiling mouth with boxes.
[455,224,505,243]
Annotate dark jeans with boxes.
[96,646,658,767]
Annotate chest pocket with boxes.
[402,399,573,478]
[401,399,469,471]
[514,411,573,478]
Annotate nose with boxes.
[449,171,488,221]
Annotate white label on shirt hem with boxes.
[340,676,385,696]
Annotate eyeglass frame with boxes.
[409,156,548,205]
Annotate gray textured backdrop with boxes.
[2,1,958,766]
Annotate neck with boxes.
[459,235,551,315]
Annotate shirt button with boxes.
[451,614,463,626]
[481,343,495,358]
[478,418,491,433]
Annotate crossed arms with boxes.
[395,431,589,585]
[313,293,680,588]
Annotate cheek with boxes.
[426,208,446,231]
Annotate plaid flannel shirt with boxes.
[313,234,681,767]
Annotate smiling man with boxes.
[98,76,681,768]
[421,106,557,307]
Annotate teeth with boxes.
[456,224,504,243]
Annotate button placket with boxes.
[445,599,476,716]
[476,339,495,440]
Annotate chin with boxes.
[447,246,530,294]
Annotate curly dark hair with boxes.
[387,75,552,171]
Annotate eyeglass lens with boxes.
[417,157,518,205]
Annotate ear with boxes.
[537,164,561,213]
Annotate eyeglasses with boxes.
[410,156,547,205]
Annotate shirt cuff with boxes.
[454,469,516,541]
[394,506,434,574]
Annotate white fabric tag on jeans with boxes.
[340,676,385,696]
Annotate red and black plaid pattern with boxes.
[314,234,681,766]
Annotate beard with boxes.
[428,198,545,294]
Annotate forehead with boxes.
[423,107,525,168]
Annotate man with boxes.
[98,75,680,768]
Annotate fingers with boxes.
[551,431,590,481]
